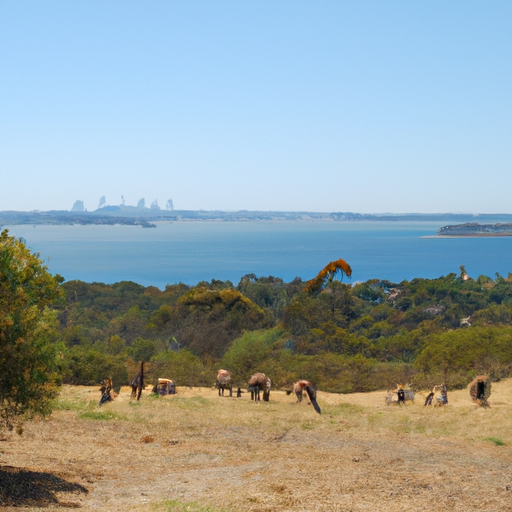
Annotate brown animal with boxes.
[468,375,491,407]
[397,384,406,405]
[248,372,271,402]
[153,378,176,396]
[293,380,311,403]
[99,378,114,405]
[130,362,144,400]
[424,390,435,406]
[215,369,233,397]
[435,383,448,406]
[293,380,321,414]
[386,385,414,406]
[424,384,448,407]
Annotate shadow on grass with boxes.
[0,465,88,508]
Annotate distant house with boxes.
[423,304,446,315]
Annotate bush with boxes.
[0,229,64,433]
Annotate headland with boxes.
[437,222,512,237]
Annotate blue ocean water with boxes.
[5,221,512,288]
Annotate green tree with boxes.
[64,347,128,391]
[150,287,272,357]
[0,230,64,433]
[151,349,209,387]
[106,335,126,356]
[221,329,283,385]
[129,337,157,362]
[414,326,512,385]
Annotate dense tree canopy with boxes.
[51,264,512,393]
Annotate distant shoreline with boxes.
[3,209,512,228]
[422,233,512,238]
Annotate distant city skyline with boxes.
[69,196,174,212]
[1,2,511,214]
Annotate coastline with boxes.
[422,233,512,238]
[3,210,512,228]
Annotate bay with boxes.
[5,221,512,288]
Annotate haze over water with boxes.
[6,221,512,288]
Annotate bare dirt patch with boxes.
[2,382,512,511]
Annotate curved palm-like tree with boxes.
[304,258,352,293]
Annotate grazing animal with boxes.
[293,380,311,402]
[468,375,491,407]
[215,369,233,397]
[397,384,406,405]
[386,385,414,405]
[153,378,176,396]
[435,383,448,406]
[424,384,448,407]
[99,378,114,405]
[293,380,321,414]
[424,390,435,406]
[248,372,271,402]
[404,389,415,402]
[130,361,144,401]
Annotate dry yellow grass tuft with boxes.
[2,381,512,511]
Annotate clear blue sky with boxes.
[1,2,511,213]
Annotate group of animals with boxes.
[215,369,321,414]
[386,383,448,407]
[103,367,489,413]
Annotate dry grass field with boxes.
[2,380,512,512]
